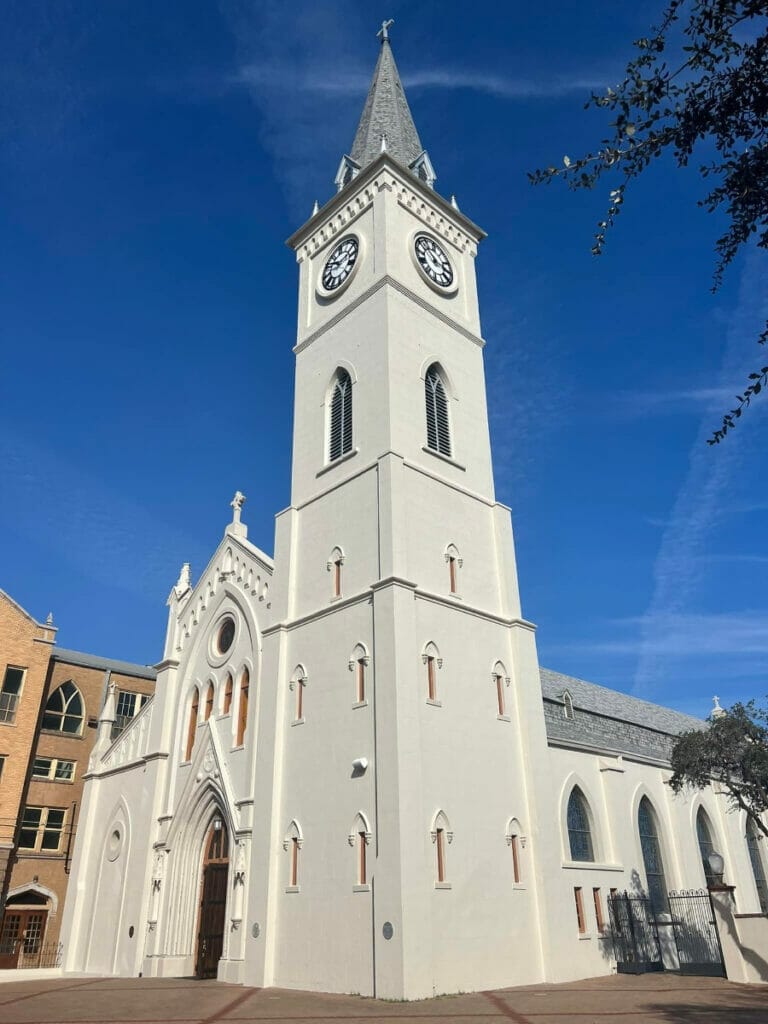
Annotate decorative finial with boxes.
[175,562,191,594]
[712,695,726,719]
[377,18,394,44]
[450,194,460,211]
[46,612,54,625]
[312,199,319,216]
[230,490,246,525]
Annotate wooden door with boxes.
[195,822,229,979]
[0,910,47,969]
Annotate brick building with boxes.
[0,589,155,968]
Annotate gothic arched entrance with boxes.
[194,819,229,979]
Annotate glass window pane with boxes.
[18,829,37,849]
[62,715,81,734]
[40,830,61,850]
[22,807,42,827]
[33,758,53,779]
[567,788,594,862]
[54,760,74,781]
[2,667,24,694]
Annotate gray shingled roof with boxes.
[350,40,424,171]
[52,647,157,680]
[540,667,704,735]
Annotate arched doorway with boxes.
[0,889,49,969]
[195,819,229,979]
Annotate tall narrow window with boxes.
[236,668,249,746]
[495,673,505,716]
[0,666,25,724]
[696,808,717,886]
[223,673,233,715]
[567,786,595,862]
[638,797,668,914]
[425,364,451,456]
[185,689,199,761]
[436,828,446,882]
[574,887,586,933]
[42,681,84,735]
[356,659,365,703]
[511,834,521,883]
[563,692,575,720]
[204,683,214,722]
[427,657,437,701]
[328,547,344,599]
[746,821,768,913]
[358,831,367,885]
[329,369,353,462]
[290,837,299,886]
[593,888,605,932]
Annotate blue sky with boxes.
[2,1,766,719]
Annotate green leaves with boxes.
[530,0,768,443]
[670,699,768,839]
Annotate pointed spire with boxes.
[348,23,426,174]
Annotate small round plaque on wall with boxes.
[382,921,394,940]
[252,923,260,938]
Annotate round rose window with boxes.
[217,617,235,655]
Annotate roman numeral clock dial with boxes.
[413,234,457,294]
[318,235,360,297]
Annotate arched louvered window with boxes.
[696,808,716,886]
[329,369,353,462]
[42,681,84,735]
[638,797,668,914]
[566,787,594,862]
[425,365,451,457]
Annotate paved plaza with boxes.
[0,974,766,1024]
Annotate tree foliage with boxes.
[529,1,768,443]
[670,700,768,839]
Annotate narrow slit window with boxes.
[185,690,199,761]
[204,683,214,722]
[511,834,521,883]
[427,656,437,701]
[436,828,446,883]
[356,659,365,703]
[236,668,249,747]
[574,887,586,934]
[333,557,342,597]
[329,370,353,462]
[448,555,457,593]
[358,832,367,885]
[593,888,605,932]
[425,365,451,456]
[290,837,299,887]
[495,674,505,716]
[296,678,304,720]
[223,674,233,715]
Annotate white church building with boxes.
[60,30,768,998]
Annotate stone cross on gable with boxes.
[230,490,246,525]
[377,18,394,43]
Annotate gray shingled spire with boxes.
[349,36,424,171]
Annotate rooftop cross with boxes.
[377,18,394,44]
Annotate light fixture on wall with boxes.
[707,851,725,886]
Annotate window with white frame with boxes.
[283,820,303,890]
[328,369,353,462]
[41,681,84,735]
[18,806,66,852]
[349,644,370,704]
[493,662,509,718]
[445,544,462,594]
[290,666,307,722]
[567,786,595,862]
[425,364,451,456]
[0,666,25,725]
[32,757,76,782]
[112,690,149,739]
[431,811,452,885]
[328,547,344,599]
[422,642,442,703]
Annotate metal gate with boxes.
[608,892,664,973]
[668,890,725,977]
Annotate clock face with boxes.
[321,236,359,292]
[414,234,454,289]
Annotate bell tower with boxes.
[247,24,557,1000]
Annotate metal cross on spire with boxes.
[377,18,394,44]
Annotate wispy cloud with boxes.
[234,63,606,101]
[614,386,735,418]
[632,250,768,698]
[589,611,768,659]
